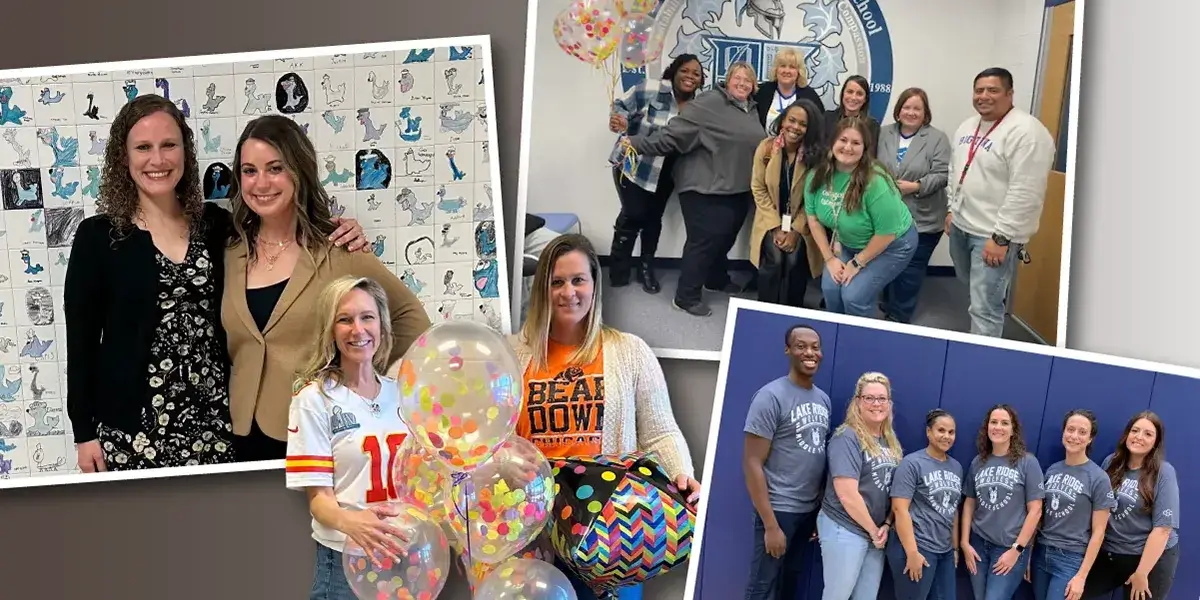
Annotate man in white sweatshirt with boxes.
[944,67,1055,338]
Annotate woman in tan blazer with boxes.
[221,116,431,461]
[750,99,826,308]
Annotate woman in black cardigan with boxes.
[752,47,825,129]
[64,95,367,472]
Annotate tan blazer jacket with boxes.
[221,243,431,440]
[749,138,825,278]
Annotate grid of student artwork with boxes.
[0,41,506,480]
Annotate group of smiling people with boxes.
[742,325,1180,600]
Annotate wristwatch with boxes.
[1012,542,1026,553]
[991,233,1011,246]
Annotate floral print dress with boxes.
[96,235,235,469]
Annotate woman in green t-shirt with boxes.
[804,117,917,318]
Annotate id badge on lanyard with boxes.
[781,157,795,233]
[959,112,1009,187]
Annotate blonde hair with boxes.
[771,48,809,87]
[833,371,904,459]
[725,61,760,95]
[293,276,394,398]
[518,233,617,372]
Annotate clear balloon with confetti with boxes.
[445,436,557,565]
[392,436,456,544]
[473,558,579,600]
[341,505,452,600]
[618,11,668,69]
[396,321,522,472]
[552,0,623,66]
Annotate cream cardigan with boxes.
[508,330,695,480]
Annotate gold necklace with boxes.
[258,237,293,271]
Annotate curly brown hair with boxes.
[97,94,204,242]
[806,116,897,215]
[976,403,1028,466]
[228,115,336,263]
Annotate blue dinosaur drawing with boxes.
[82,166,101,199]
[400,268,425,294]
[10,173,40,206]
[20,331,52,359]
[321,156,353,186]
[0,454,11,476]
[404,48,435,63]
[21,250,43,275]
[28,210,43,233]
[155,78,190,118]
[38,88,64,105]
[0,376,20,402]
[357,153,390,190]
[436,185,466,214]
[322,110,346,134]
[356,108,387,142]
[439,104,474,134]
[0,440,15,452]
[122,80,139,103]
[449,46,473,61]
[446,148,467,181]
[0,87,29,125]
[475,220,497,258]
[36,127,79,168]
[208,167,230,200]
[397,107,423,143]
[370,234,386,258]
[201,120,222,154]
[473,259,499,298]
[49,168,78,200]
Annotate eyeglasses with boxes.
[858,395,890,405]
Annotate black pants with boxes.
[1083,544,1179,600]
[611,159,676,261]
[757,229,811,307]
[744,509,819,600]
[676,190,751,305]
[234,418,288,462]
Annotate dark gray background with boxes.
[0,0,710,597]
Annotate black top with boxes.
[64,202,234,443]
[754,81,826,130]
[247,279,289,332]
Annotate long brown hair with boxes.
[98,94,205,241]
[1107,411,1166,515]
[806,116,897,214]
[518,233,616,372]
[975,404,1028,467]
[228,115,336,262]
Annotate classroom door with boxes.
[1010,0,1075,345]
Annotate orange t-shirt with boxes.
[516,340,605,459]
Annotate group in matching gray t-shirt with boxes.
[821,431,901,538]
[964,452,1045,546]
[744,376,832,515]
[1035,459,1117,554]
[1100,453,1181,556]
[891,450,965,554]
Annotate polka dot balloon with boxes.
[473,558,579,600]
[341,506,451,600]
[445,436,557,565]
[395,321,522,472]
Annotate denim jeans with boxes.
[882,231,943,322]
[1031,544,1083,600]
[884,531,957,600]
[745,509,819,600]
[822,225,918,318]
[555,557,644,600]
[967,532,1029,600]
[816,510,887,600]
[309,542,357,600]
[946,224,1021,337]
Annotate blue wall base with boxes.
[598,255,957,278]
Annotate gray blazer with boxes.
[876,123,952,234]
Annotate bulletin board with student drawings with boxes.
[0,37,511,482]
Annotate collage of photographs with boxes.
[0,0,1192,600]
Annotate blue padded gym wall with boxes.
[694,305,1194,600]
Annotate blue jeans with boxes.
[745,509,819,600]
[816,510,887,600]
[555,557,643,600]
[1031,544,1083,600]
[946,224,1021,337]
[822,225,918,318]
[882,231,943,322]
[310,542,356,600]
[967,532,1029,600]
[885,531,957,600]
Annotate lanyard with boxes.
[958,109,1010,184]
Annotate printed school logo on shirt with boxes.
[1111,476,1141,521]
[1044,471,1106,520]
[869,447,900,491]
[922,469,964,518]
[975,464,1023,511]
[790,401,830,454]
[518,341,605,458]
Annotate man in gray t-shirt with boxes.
[742,325,830,600]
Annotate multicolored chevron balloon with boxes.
[547,453,697,598]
